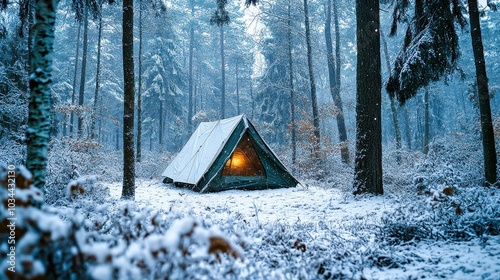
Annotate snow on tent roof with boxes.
[161,115,245,185]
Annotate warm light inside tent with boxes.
[224,149,248,170]
[230,151,245,167]
[222,134,265,177]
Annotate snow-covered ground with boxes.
[365,237,500,279]
[108,179,392,224]
[106,180,500,279]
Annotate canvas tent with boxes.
[161,115,299,193]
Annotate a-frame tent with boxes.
[161,115,299,193]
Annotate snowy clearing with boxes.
[106,180,500,280]
[108,179,392,224]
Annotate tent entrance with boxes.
[222,133,266,177]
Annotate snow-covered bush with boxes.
[45,138,106,205]
[135,150,172,180]
[380,185,500,244]
[411,135,483,194]
[0,164,74,279]
[1,163,246,279]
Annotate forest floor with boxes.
[107,179,391,224]
[106,179,500,279]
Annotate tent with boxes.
[161,115,299,193]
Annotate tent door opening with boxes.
[222,132,266,177]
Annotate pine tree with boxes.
[386,0,465,103]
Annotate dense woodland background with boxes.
[0,0,497,172]
[0,0,500,279]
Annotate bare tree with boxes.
[325,0,349,164]
[303,0,320,157]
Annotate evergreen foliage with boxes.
[386,0,466,104]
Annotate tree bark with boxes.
[288,0,296,164]
[26,0,58,190]
[235,59,240,115]
[199,66,203,111]
[403,105,412,150]
[353,0,383,195]
[325,0,349,164]
[121,0,135,199]
[303,0,321,157]
[220,25,226,118]
[468,0,497,185]
[188,3,195,130]
[26,0,35,74]
[77,3,89,137]
[250,83,254,119]
[159,99,163,145]
[423,86,430,154]
[136,0,143,162]
[70,22,81,137]
[115,125,119,151]
[91,5,103,141]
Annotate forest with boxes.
[0,0,499,279]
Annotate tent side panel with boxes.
[198,121,247,192]
[246,125,299,187]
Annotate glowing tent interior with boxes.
[161,115,299,193]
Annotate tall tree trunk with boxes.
[423,86,430,154]
[26,0,58,190]
[468,0,497,185]
[149,134,153,151]
[333,0,341,111]
[149,134,153,152]
[381,31,402,162]
[250,83,254,119]
[199,66,203,111]
[353,0,383,195]
[188,3,195,131]
[136,0,143,162]
[159,99,163,145]
[122,0,135,199]
[70,22,81,137]
[287,0,296,164]
[194,74,198,113]
[26,0,35,74]
[404,105,412,150]
[325,0,350,164]
[91,5,103,141]
[115,125,119,151]
[220,25,226,118]
[303,0,321,157]
[235,59,240,115]
[98,118,101,142]
[77,3,89,137]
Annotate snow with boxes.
[365,238,500,279]
[104,180,500,279]
[32,210,70,240]
[164,218,196,252]
[91,265,112,280]
[107,180,391,224]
